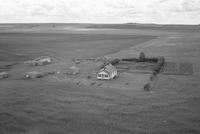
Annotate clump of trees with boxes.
[144,83,151,91]
[139,52,146,62]
[153,56,165,75]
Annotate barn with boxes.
[97,64,117,80]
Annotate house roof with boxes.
[99,64,117,75]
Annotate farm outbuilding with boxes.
[65,66,80,75]
[0,72,9,79]
[24,71,44,79]
[97,64,117,80]
[25,56,52,66]
[35,56,52,65]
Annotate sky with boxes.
[0,0,200,24]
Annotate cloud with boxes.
[153,0,200,12]
[0,0,199,24]
[145,0,200,24]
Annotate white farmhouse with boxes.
[97,64,117,80]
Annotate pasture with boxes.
[0,23,200,134]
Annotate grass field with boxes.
[0,23,200,134]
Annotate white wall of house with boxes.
[113,70,117,78]
[97,71,111,80]
[97,70,117,80]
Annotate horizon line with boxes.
[0,22,199,26]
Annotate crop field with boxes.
[178,62,194,75]
[0,23,200,134]
[116,61,157,74]
[162,62,177,75]
[162,62,193,75]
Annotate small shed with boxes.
[65,66,80,75]
[24,71,43,79]
[0,72,9,79]
[25,56,52,66]
[34,56,52,66]
[97,64,117,80]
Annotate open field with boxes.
[0,33,155,62]
[0,23,200,134]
